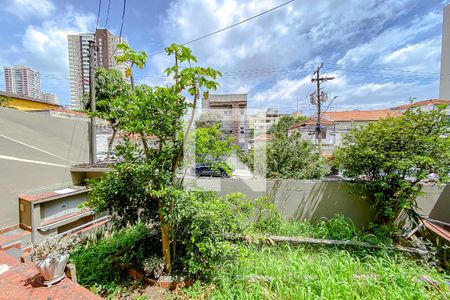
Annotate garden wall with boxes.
[0,107,89,230]
[188,178,449,227]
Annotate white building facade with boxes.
[3,65,41,99]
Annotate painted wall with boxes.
[0,107,89,230]
[187,178,448,227]
[7,98,60,111]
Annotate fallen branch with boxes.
[251,235,429,256]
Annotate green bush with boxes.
[70,223,160,289]
[172,191,253,279]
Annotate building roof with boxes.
[289,109,401,130]
[391,99,450,110]
[0,90,61,107]
[322,109,401,121]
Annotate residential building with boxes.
[391,99,450,120]
[68,29,128,110]
[0,90,60,111]
[288,109,401,153]
[40,92,58,104]
[249,108,288,132]
[3,65,41,99]
[202,94,248,150]
[440,4,450,99]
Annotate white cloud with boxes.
[338,10,441,66]
[21,8,95,74]
[379,37,441,72]
[4,0,55,19]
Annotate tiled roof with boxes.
[289,117,335,129]
[50,107,88,117]
[322,109,401,121]
[289,109,398,130]
[391,99,450,110]
[19,186,88,203]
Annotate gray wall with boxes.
[440,5,450,99]
[0,107,89,229]
[187,178,449,227]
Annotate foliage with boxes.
[243,131,328,179]
[176,244,449,299]
[194,123,237,176]
[91,67,131,158]
[267,115,307,137]
[70,223,160,291]
[86,43,223,274]
[0,95,10,107]
[171,192,254,278]
[115,42,147,88]
[85,160,158,228]
[335,106,450,224]
[252,202,393,245]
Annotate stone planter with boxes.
[35,253,69,287]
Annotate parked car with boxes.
[195,163,230,178]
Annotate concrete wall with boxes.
[188,178,449,228]
[0,107,89,229]
[440,4,450,99]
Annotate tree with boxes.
[335,106,450,224]
[241,114,326,179]
[0,96,10,107]
[267,115,307,137]
[92,67,131,159]
[86,44,222,274]
[194,123,236,176]
[115,43,147,89]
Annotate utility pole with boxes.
[89,40,97,164]
[310,63,334,155]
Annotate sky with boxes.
[0,0,449,114]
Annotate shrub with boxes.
[70,223,160,289]
[172,191,253,279]
[335,106,450,224]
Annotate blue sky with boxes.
[0,0,449,114]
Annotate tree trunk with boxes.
[171,87,199,183]
[106,127,117,160]
[158,199,171,274]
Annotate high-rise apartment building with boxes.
[3,65,41,99]
[68,29,128,110]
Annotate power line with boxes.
[119,0,127,39]
[105,0,111,28]
[96,0,102,29]
[149,0,296,57]
[109,0,127,63]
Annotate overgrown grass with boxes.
[176,244,449,299]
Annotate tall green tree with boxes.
[335,106,450,224]
[92,67,131,159]
[87,44,222,274]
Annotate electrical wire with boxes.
[109,0,127,63]
[119,0,127,39]
[96,0,102,29]
[105,0,111,28]
[149,0,296,57]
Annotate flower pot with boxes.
[34,253,69,287]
